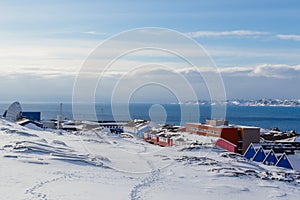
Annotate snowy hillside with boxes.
[0,118,300,200]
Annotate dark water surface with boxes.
[0,103,299,132]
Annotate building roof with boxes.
[217,125,234,129]
[187,123,236,129]
[186,122,203,126]
[235,125,260,129]
[157,132,181,138]
[124,119,148,128]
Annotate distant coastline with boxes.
[179,99,300,107]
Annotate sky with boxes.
[0,0,300,103]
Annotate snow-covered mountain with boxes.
[0,118,300,200]
[227,99,300,106]
[181,99,300,107]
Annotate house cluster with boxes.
[123,119,186,147]
[143,124,186,147]
[123,119,261,153]
[244,143,294,170]
[123,119,298,170]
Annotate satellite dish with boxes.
[6,101,23,122]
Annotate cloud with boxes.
[250,64,300,78]
[82,31,106,36]
[219,67,253,76]
[94,64,300,80]
[2,63,300,102]
[277,34,300,41]
[187,30,269,38]
[219,64,300,79]
[0,38,96,78]
[175,67,214,74]
[97,64,300,102]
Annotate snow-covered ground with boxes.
[1,118,300,200]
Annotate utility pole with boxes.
[57,103,63,129]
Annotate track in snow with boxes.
[130,160,161,200]
[25,172,74,200]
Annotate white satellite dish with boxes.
[6,101,23,122]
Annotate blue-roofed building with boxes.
[263,150,278,166]
[252,147,266,162]
[276,153,293,170]
[243,143,257,160]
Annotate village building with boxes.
[123,119,158,137]
[186,120,260,154]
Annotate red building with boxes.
[186,120,238,146]
[186,120,260,154]
[158,133,173,147]
[144,130,159,144]
[215,138,237,153]
[157,133,181,147]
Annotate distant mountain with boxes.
[180,99,300,106]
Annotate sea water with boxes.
[0,103,300,132]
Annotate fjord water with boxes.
[0,103,300,132]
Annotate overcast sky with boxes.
[0,0,300,103]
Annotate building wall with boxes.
[137,126,151,137]
[186,123,238,144]
[150,134,159,144]
[186,123,222,137]
[220,128,238,145]
[206,120,228,126]
[42,121,56,129]
[240,127,260,153]
[172,139,186,146]
[186,123,239,149]
[123,126,137,134]
[22,112,41,121]
[158,137,170,147]
[186,123,260,154]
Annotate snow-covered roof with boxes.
[236,125,260,129]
